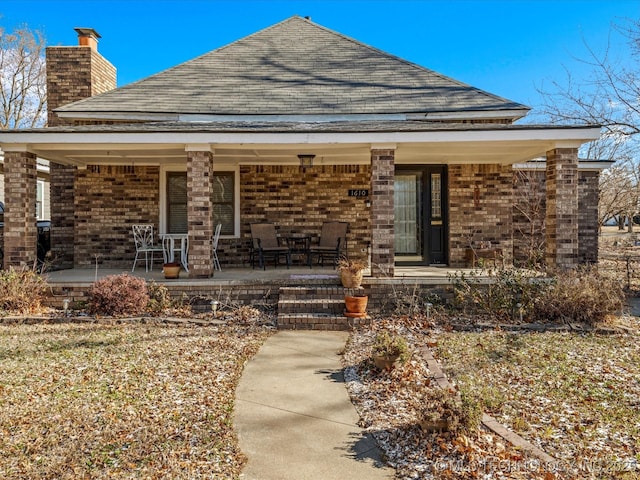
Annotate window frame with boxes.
[159,164,240,237]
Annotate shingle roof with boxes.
[56,16,529,117]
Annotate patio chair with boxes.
[131,224,164,272]
[212,223,222,272]
[250,222,291,270]
[307,221,348,267]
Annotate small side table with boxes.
[286,234,310,265]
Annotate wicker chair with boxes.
[250,223,291,270]
[307,221,348,267]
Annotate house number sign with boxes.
[348,189,369,197]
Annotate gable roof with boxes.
[55,16,529,120]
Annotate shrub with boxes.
[147,281,173,316]
[0,267,48,314]
[451,267,547,322]
[532,267,625,326]
[89,274,149,316]
[372,331,409,362]
[419,387,482,435]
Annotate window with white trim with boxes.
[165,171,236,235]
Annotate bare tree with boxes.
[538,18,640,231]
[0,24,47,129]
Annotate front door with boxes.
[394,166,447,265]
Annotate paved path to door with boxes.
[235,330,393,480]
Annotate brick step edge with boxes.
[277,313,371,330]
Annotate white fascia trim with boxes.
[0,126,602,146]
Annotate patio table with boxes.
[161,233,189,273]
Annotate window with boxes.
[36,180,45,220]
[212,172,234,235]
[164,171,235,235]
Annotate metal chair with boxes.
[308,221,348,267]
[131,224,164,272]
[250,223,291,270]
[212,223,222,272]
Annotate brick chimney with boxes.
[45,27,116,127]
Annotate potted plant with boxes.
[344,293,368,318]
[337,257,368,288]
[163,262,181,279]
[371,331,409,370]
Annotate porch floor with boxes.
[43,265,471,286]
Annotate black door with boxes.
[394,166,447,265]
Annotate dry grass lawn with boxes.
[0,321,271,479]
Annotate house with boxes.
[0,16,602,278]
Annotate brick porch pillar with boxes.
[545,148,579,271]
[370,146,395,277]
[3,150,38,269]
[50,163,76,268]
[186,146,214,278]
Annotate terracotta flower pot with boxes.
[163,263,181,279]
[344,295,368,318]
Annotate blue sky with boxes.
[1,0,638,114]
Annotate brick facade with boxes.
[45,46,116,127]
[74,166,159,267]
[578,171,599,264]
[448,164,514,267]
[3,151,38,268]
[545,148,579,271]
[513,168,600,267]
[187,150,214,278]
[370,149,395,277]
[238,164,371,267]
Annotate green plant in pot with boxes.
[371,331,409,370]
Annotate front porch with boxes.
[43,265,477,327]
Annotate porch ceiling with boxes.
[0,124,601,167]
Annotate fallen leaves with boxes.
[0,321,272,479]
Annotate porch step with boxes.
[276,286,369,330]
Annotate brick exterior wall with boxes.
[236,164,371,267]
[513,168,600,267]
[46,43,117,269]
[74,166,159,267]
[187,150,214,278]
[545,148,579,271]
[448,164,514,267]
[3,151,38,268]
[49,164,76,269]
[370,149,395,277]
[513,170,546,267]
[45,46,116,127]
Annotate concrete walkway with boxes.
[235,331,393,480]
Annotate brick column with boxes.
[50,163,76,268]
[3,150,37,269]
[545,148,578,271]
[187,147,214,278]
[370,147,395,277]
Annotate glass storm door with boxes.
[394,166,447,265]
